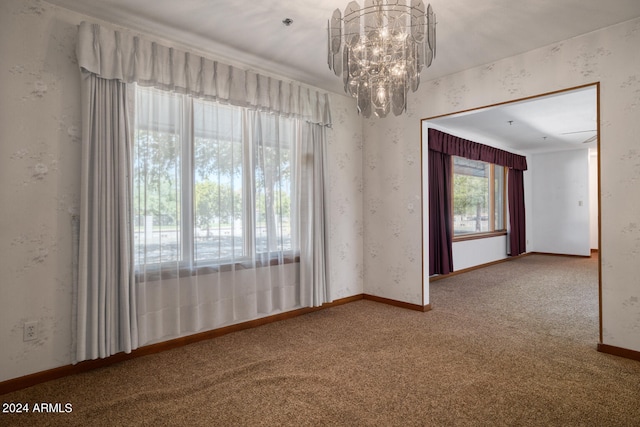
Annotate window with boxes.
[452,156,505,237]
[133,86,295,268]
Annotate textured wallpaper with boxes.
[363,16,640,351]
[0,0,82,381]
[326,95,365,300]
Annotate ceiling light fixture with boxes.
[328,0,436,118]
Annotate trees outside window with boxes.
[133,86,294,268]
[452,156,505,237]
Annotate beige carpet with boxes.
[3,254,640,426]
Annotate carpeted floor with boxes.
[2,254,640,426]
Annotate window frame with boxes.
[133,86,296,272]
[450,156,507,242]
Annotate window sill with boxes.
[453,230,507,242]
[136,253,300,283]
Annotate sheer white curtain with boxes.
[76,21,332,357]
[133,86,321,344]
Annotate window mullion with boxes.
[489,164,495,232]
[504,167,508,231]
[242,110,256,259]
[182,97,195,267]
[449,155,454,237]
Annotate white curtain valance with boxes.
[76,21,332,126]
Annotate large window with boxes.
[452,156,505,237]
[133,86,295,268]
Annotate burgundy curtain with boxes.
[428,129,528,273]
[508,169,526,256]
[428,129,528,170]
[428,149,453,275]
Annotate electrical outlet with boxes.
[24,321,38,341]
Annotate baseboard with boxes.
[0,294,363,396]
[363,294,431,312]
[530,251,593,258]
[2,293,432,395]
[597,343,640,362]
[429,253,531,282]
[429,250,599,282]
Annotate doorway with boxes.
[421,83,601,340]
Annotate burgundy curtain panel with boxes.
[507,169,527,256]
[428,149,453,275]
[428,129,528,275]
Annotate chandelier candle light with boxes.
[328,0,436,118]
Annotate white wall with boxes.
[364,17,640,353]
[452,237,508,271]
[325,95,366,301]
[0,0,364,382]
[530,149,591,256]
[589,148,599,249]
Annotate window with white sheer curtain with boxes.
[133,86,296,271]
[132,85,310,345]
[75,21,331,362]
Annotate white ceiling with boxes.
[427,85,598,154]
[44,0,640,152]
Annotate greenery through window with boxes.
[452,156,505,237]
[133,86,294,268]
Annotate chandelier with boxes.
[328,0,436,118]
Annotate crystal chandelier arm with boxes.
[344,1,361,45]
[327,20,333,70]
[329,9,343,77]
[411,0,425,42]
[428,4,436,58]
